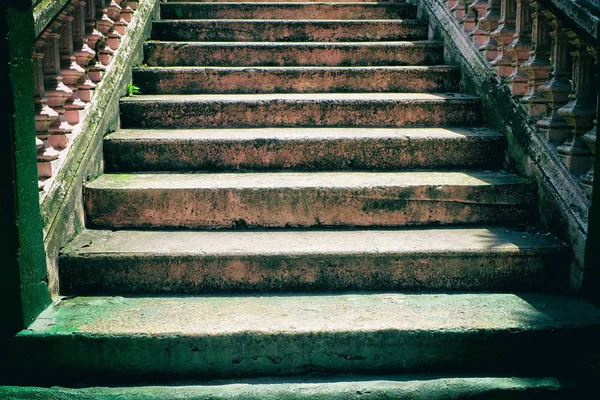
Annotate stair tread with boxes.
[108,127,501,141]
[65,226,564,256]
[121,92,477,102]
[87,170,528,190]
[24,292,600,336]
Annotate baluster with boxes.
[582,118,597,190]
[60,3,86,126]
[463,1,482,33]
[479,0,502,61]
[95,0,115,65]
[73,0,96,104]
[451,1,468,21]
[521,0,551,118]
[44,20,74,150]
[490,0,517,77]
[85,0,106,84]
[121,0,134,23]
[557,34,597,173]
[505,0,532,96]
[469,0,491,45]
[537,15,571,143]
[34,35,60,180]
[106,1,124,50]
[128,1,138,11]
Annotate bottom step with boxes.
[0,376,594,399]
[12,293,600,382]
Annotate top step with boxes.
[161,3,418,20]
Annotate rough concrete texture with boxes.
[12,293,600,381]
[132,66,459,94]
[0,376,594,399]
[104,127,501,171]
[84,171,534,229]
[120,93,482,128]
[143,41,443,67]
[59,227,567,294]
[160,2,418,20]
[151,19,428,42]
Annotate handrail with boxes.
[33,0,71,38]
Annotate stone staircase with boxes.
[11,0,600,397]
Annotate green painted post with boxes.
[0,0,51,343]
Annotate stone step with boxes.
[151,19,428,42]
[1,376,594,399]
[84,171,534,229]
[143,41,443,67]
[104,127,503,172]
[133,66,459,94]
[60,227,567,294]
[119,93,482,129]
[160,2,418,20]
[13,293,600,381]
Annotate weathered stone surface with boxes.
[160,2,418,20]
[151,19,428,42]
[104,127,502,171]
[132,66,460,94]
[59,227,567,294]
[84,171,534,229]
[143,41,444,67]
[119,93,482,128]
[0,376,593,399]
[12,294,600,380]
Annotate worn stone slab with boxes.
[143,41,443,67]
[132,66,459,94]
[0,376,593,399]
[119,93,482,128]
[59,227,567,294]
[160,2,418,20]
[104,127,501,171]
[84,171,534,229]
[151,19,428,42]
[13,293,600,380]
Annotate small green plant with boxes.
[127,84,141,96]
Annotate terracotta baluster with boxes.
[490,0,517,77]
[537,15,571,143]
[521,0,551,118]
[462,1,483,33]
[450,1,468,21]
[128,1,138,11]
[60,3,86,126]
[121,0,134,23]
[73,0,96,104]
[479,0,501,61]
[44,20,74,150]
[86,0,106,84]
[34,35,60,180]
[469,0,491,46]
[557,33,597,173]
[95,0,115,65]
[105,1,123,50]
[581,118,597,190]
[504,0,532,96]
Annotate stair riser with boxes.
[104,136,503,171]
[85,185,533,229]
[14,328,598,381]
[161,3,418,20]
[144,42,443,67]
[59,251,565,295]
[151,20,428,42]
[120,98,482,129]
[133,67,459,94]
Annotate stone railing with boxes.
[441,0,598,196]
[34,0,138,192]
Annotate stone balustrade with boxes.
[35,0,139,191]
[442,0,598,196]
